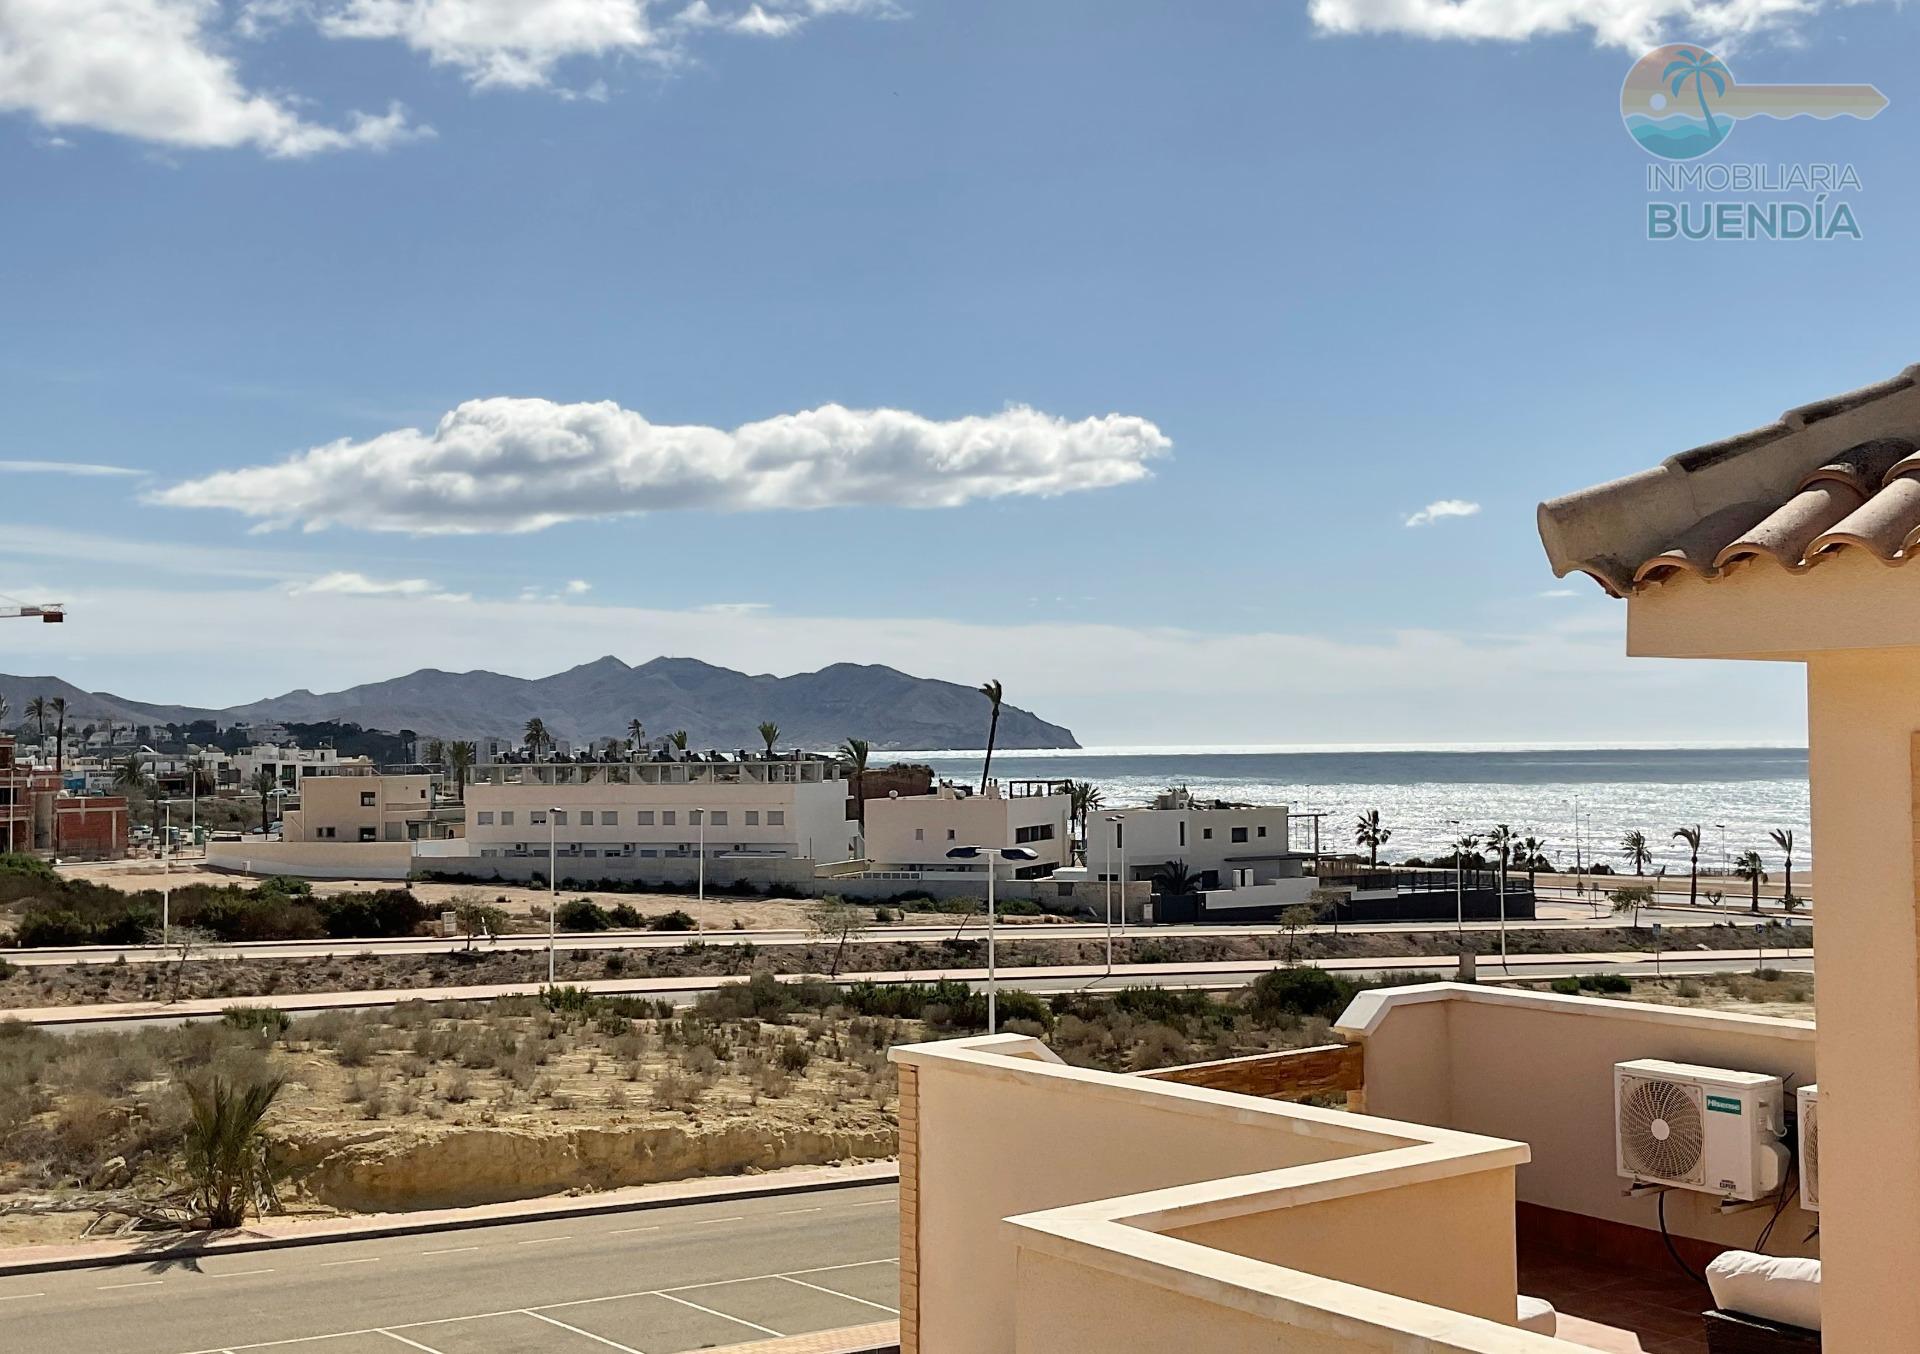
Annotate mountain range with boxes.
[0,657,1079,752]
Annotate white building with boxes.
[282,766,461,843]
[234,743,343,790]
[862,780,1072,879]
[462,755,857,867]
[1090,788,1306,891]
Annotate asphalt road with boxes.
[0,1183,901,1354]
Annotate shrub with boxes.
[221,1006,291,1037]
[1247,966,1350,1022]
[556,899,613,932]
[541,984,594,1014]
[1549,976,1581,996]
[647,910,696,932]
[608,903,644,928]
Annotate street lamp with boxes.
[162,798,173,946]
[946,844,1041,1033]
[1102,812,1126,970]
[696,808,707,905]
[1446,818,1466,936]
[547,806,559,983]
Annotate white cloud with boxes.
[1306,0,1842,51]
[150,397,1172,534]
[0,0,429,156]
[290,570,467,600]
[564,579,592,594]
[695,601,771,614]
[0,460,141,477]
[1539,588,1578,598]
[1404,498,1482,528]
[317,0,658,89]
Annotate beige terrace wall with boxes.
[1338,985,1817,1258]
[207,840,415,881]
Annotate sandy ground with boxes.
[1611,971,1816,1022]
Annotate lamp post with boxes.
[162,797,172,947]
[947,844,1041,1033]
[697,808,706,905]
[1103,812,1126,970]
[547,806,558,984]
[1446,818,1465,936]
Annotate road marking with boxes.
[321,1256,382,1267]
[523,1310,648,1352]
[378,1333,446,1354]
[779,1274,900,1313]
[206,1268,275,1278]
[606,1225,660,1235]
[653,1291,783,1336]
[787,1258,901,1276]
[687,1215,743,1225]
[419,1246,479,1256]
[841,1199,892,1208]
[99,1280,163,1290]
[772,1206,821,1216]
[516,1235,571,1245]
[0,1292,46,1302]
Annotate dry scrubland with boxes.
[1612,968,1816,1021]
[0,966,1382,1246]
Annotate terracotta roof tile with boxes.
[1538,366,1920,596]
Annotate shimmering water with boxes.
[895,745,1811,872]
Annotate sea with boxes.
[891,745,1812,873]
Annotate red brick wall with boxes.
[53,798,128,859]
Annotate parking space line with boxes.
[321,1256,382,1267]
[606,1225,659,1235]
[687,1216,743,1226]
[653,1291,783,1337]
[778,1274,899,1314]
[99,1280,163,1290]
[420,1246,479,1256]
[523,1310,648,1353]
[379,1333,446,1353]
[516,1236,571,1245]
[0,1292,45,1302]
[787,1258,900,1277]
[207,1269,276,1279]
[772,1206,821,1216]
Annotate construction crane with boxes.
[0,599,64,623]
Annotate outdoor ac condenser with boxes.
[1615,1059,1788,1202]
[1797,1084,1820,1211]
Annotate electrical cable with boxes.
[1658,1191,1711,1289]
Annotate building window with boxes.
[1232,827,1249,844]
[1257,825,1268,838]
[767,810,784,826]
[662,810,677,826]
[1202,827,1213,840]
[711,810,728,827]
[637,810,655,825]
[553,810,568,826]
[1179,821,1186,847]
[358,827,375,842]
[915,827,925,841]
[317,826,336,840]
[601,811,617,826]
[745,810,759,826]
[531,810,547,825]
[1014,823,1056,844]
[946,828,956,840]
[500,811,514,826]
[476,811,494,826]
[360,791,376,807]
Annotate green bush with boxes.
[608,903,644,928]
[647,909,696,932]
[1549,976,1581,996]
[541,984,594,1014]
[221,1005,292,1036]
[556,899,613,932]
[1247,966,1350,1021]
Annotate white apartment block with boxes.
[234,744,344,790]
[282,768,459,843]
[1090,787,1302,890]
[462,756,856,866]
[862,780,1072,879]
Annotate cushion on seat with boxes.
[1706,1250,1821,1333]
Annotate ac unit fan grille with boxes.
[1621,1076,1706,1184]
[1803,1104,1818,1204]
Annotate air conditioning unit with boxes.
[1615,1059,1788,1201]
[1797,1084,1820,1211]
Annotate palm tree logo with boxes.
[1664,48,1730,147]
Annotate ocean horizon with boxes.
[890,743,1812,874]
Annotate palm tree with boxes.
[1620,830,1653,878]
[839,737,871,827]
[49,697,67,776]
[669,730,690,753]
[978,678,1004,792]
[522,717,550,760]
[448,741,476,801]
[1452,832,1480,872]
[1151,860,1199,896]
[113,752,150,796]
[1769,828,1796,906]
[1485,823,1514,901]
[1514,835,1549,890]
[250,766,278,834]
[422,738,445,767]
[1663,47,1731,147]
[1672,825,1702,907]
[627,718,645,754]
[1734,849,1768,913]
[1066,781,1104,861]
[0,694,9,730]
[25,695,46,747]
[757,721,780,758]
[1353,809,1391,869]
[182,1074,285,1228]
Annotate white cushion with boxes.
[1706,1250,1822,1332]
[1516,1295,1557,1335]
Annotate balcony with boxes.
[891,983,1818,1353]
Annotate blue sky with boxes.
[1,0,1915,745]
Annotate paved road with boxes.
[0,1183,900,1354]
[1,904,1809,968]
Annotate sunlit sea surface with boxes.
[890,745,1811,872]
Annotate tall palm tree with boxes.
[448,741,476,801]
[1734,849,1768,913]
[49,697,67,776]
[1485,823,1514,900]
[669,730,690,753]
[977,678,1004,792]
[1452,833,1481,872]
[627,719,645,754]
[1662,47,1731,147]
[113,752,150,796]
[1769,828,1796,906]
[25,696,46,747]
[522,717,550,760]
[1514,835,1549,890]
[757,721,780,758]
[839,737,871,826]
[250,766,278,834]
[422,737,445,767]
[1353,809,1391,868]
[0,694,10,731]
[1672,825,1702,907]
[1620,830,1653,878]
[1066,781,1104,862]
